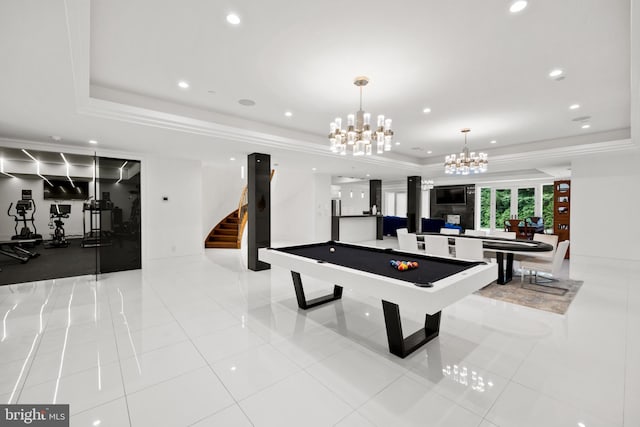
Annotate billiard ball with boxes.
[329,247,335,253]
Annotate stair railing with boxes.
[236,169,275,246]
[237,186,248,220]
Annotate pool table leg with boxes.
[496,253,514,285]
[382,300,441,358]
[291,271,343,309]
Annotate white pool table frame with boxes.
[259,242,497,358]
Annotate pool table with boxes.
[259,241,497,358]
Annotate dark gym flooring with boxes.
[0,238,141,286]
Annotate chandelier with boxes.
[444,128,488,175]
[328,76,394,156]
[421,179,434,191]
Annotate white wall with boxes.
[0,176,91,240]
[142,156,203,260]
[396,193,407,217]
[201,162,246,239]
[570,150,640,277]
[332,183,370,215]
[312,174,332,241]
[271,166,331,244]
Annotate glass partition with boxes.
[95,156,141,273]
[0,147,141,286]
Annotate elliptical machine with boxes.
[7,189,42,244]
[45,204,71,249]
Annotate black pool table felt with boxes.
[276,242,484,287]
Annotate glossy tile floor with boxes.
[1,241,638,427]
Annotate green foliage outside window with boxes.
[480,188,491,228]
[494,189,511,228]
[480,185,554,230]
[518,188,535,219]
[542,184,554,231]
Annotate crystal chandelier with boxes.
[328,76,394,156]
[421,179,434,191]
[444,128,488,175]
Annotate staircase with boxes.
[205,169,273,250]
[204,210,244,249]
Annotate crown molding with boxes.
[62,0,637,176]
[420,137,635,174]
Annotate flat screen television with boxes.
[435,186,466,205]
[43,180,89,200]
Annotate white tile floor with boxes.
[0,239,638,427]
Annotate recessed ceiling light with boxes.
[395,142,401,145]
[230,157,236,161]
[284,111,292,117]
[509,0,528,13]
[177,81,190,89]
[88,139,98,144]
[366,174,370,177]
[226,13,241,25]
[422,107,432,114]
[569,104,580,110]
[312,167,317,171]
[427,150,433,154]
[50,135,62,142]
[549,69,564,78]
[238,99,256,106]
[581,124,591,129]
[490,140,497,144]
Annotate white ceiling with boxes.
[0,0,636,183]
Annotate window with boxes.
[480,187,491,228]
[517,188,535,219]
[495,189,511,229]
[542,184,554,231]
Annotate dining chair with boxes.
[440,228,460,235]
[454,238,485,261]
[424,235,450,257]
[464,229,487,237]
[520,240,570,289]
[396,227,408,235]
[490,230,516,239]
[397,232,421,253]
[533,233,558,250]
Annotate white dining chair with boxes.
[396,228,408,235]
[454,238,485,261]
[440,228,460,235]
[533,233,558,250]
[464,229,487,237]
[397,232,420,253]
[520,240,570,288]
[424,235,450,257]
[490,230,516,239]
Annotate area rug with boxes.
[474,277,584,315]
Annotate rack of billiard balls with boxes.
[389,260,419,271]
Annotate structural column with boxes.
[407,176,422,233]
[248,153,271,271]
[369,179,383,239]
